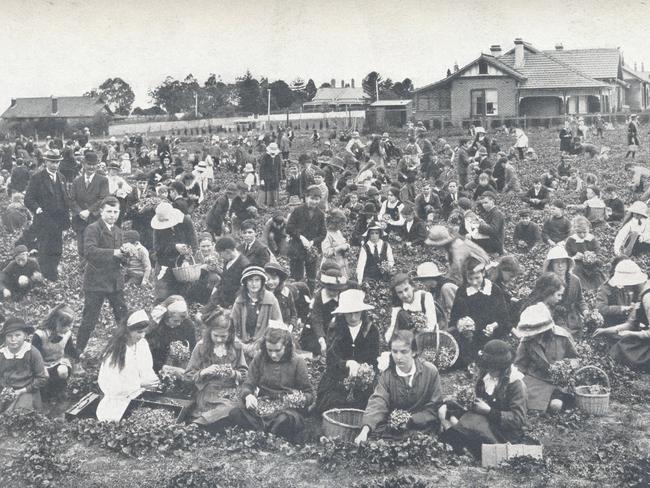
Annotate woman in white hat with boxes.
[314,289,379,413]
[413,262,458,326]
[542,246,587,337]
[595,258,646,326]
[513,301,578,412]
[613,201,650,256]
[593,260,650,371]
[258,142,282,207]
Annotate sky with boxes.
[2,0,650,109]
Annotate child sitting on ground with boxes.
[1,245,43,301]
[557,156,573,179]
[603,185,625,222]
[356,222,394,284]
[2,192,31,234]
[542,200,572,246]
[513,209,542,251]
[121,230,152,286]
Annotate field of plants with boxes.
[0,124,649,488]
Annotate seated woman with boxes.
[315,289,379,413]
[613,201,650,256]
[386,273,439,344]
[188,232,222,304]
[542,246,587,337]
[31,305,79,400]
[593,261,650,371]
[596,258,642,326]
[354,330,443,444]
[0,317,48,414]
[514,301,578,412]
[449,257,510,367]
[97,310,160,422]
[231,266,282,359]
[185,307,248,429]
[377,188,405,236]
[439,339,527,458]
[230,324,313,441]
[147,296,198,372]
[264,262,298,330]
[564,216,605,291]
[487,256,523,326]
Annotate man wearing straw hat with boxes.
[76,196,128,352]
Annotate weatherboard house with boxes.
[414,38,645,126]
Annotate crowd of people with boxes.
[0,117,648,461]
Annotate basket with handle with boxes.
[322,408,365,442]
[415,329,459,370]
[573,365,610,416]
[172,255,202,283]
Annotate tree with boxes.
[319,82,332,89]
[393,78,414,99]
[270,80,295,109]
[362,71,382,101]
[236,70,263,114]
[290,77,306,92]
[305,79,317,101]
[91,77,135,115]
[132,106,166,116]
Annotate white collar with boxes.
[0,341,31,359]
[46,170,57,180]
[570,233,594,244]
[85,173,95,181]
[467,279,492,297]
[321,289,338,304]
[396,361,417,387]
[482,365,524,394]
[347,323,362,341]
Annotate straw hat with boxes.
[362,221,383,237]
[151,202,185,230]
[240,266,267,285]
[413,262,445,280]
[43,149,63,161]
[267,143,280,156]
[609,259,648,288]
[243,163,254,173]
[319,264,348,290]
[542,246,573,273]
[628,201,648,218]
[425,225,454,246]
[264,262,288,281]
[332,289,374,314]
[513,302,555,338]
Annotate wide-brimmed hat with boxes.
[107,161,121,171]
[474,126,486,134]
[425,225,454,246]
[0,317,35,337]
[332,289,374,314]
[84,151,99,165]
[43,149,63,161]
[542,246,573,273]
[413,262,444,280]
[477,339,513,369]
[151,202,185,230]
[264,262,289,281]
[513,302,555,338]
[243,163,254,173]
[126,310,151,331]
[319,264,348,290]
[240,266,267,285]
[628,201,648,218]
[196,161,208,172]
[267,143,280,156]
[609,259,648,288]
[363,221,384,237]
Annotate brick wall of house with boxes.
[414,85,452,121]
[450,77,518,125]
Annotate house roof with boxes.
[1,96,111,119]
[542,48,621,80]
[622,65,650,83]
[370,99,412,107]
[306,87,369,105]
[499,47,610,89]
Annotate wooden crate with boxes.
[481,443,543,467]
[65,392,101,421]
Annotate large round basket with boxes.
[573,365,610,416]
[322,408,365,442]
[172,255,202,283]
[415,330,460,370]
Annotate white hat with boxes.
[351,131,360,138]
[243,163,254,173]
[474,126,486,134]
[609,259,648,288]
[121,153,130,160]
[109,136,117,142]
[167,299,188,314]
[628,201,648,218]
[267,142,280,156]
[196,161,208,172]
[127,309,151,330]
[513,302,555,338]
[543,246,573,273]
[151,202,185,230]
[413,262,445,280]
[332,289,374,314]
[268,319,292,332]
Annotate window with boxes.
[439,91,451,110]
[478,61,488,75]
[471,89,498,116]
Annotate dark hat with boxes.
[1,317,35,337]
[83,151,99,165]
[43,149,63,161]
[366,187,379,197]
[264,261,289,281]
[134,171,148,181]
[225,182,238,193]
[236,181,248,191]
[518,209,532,217]
[12,244,28,257]
[319,263,348,290]
[479,191,497,201]
[123,230,140,243]
[477,339,513,370]
[401,204,415,216]
[107,161,121,171]
[497,256,522,275]
[362,221,384,237]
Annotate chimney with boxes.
[514,38,525,69]
[555,43,564,51]
[635,62,638,71]
[51,96,58,114]
[351,78,355,88]
[453,61,459,73]
[10,98,16,107]
[341,80,345,89]
[490,45,502,57]
[330,78,336,87]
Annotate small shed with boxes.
[367,99,413,129]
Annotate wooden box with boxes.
[481,443,543,467]
[65,392,101,421]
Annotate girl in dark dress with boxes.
[315,289,379,413]
[147,295,197,372]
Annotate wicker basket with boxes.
[172,255,202,283]
[573,365,610,416]
[322,408,365,442]
[416,330,460,370]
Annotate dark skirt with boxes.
[191,385,240,426]
[229,405,306,441]
[610,335,650,371]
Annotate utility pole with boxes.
[267,89,271,126]
[376,78,379,102]
[194,92,198,118]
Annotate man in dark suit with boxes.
[212,236,249,307]
[206,182,238,236]
[475,191,506,255]
[76,196,128,351]
[24,149,71,281]
[402,204,428,245]
[414,182,441,221]
[441,181,464,220]
[286,185,327,286]
[69,151,109,258]
[8,158,30,195]
[169,181,190,214]
[237,219,271,267]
